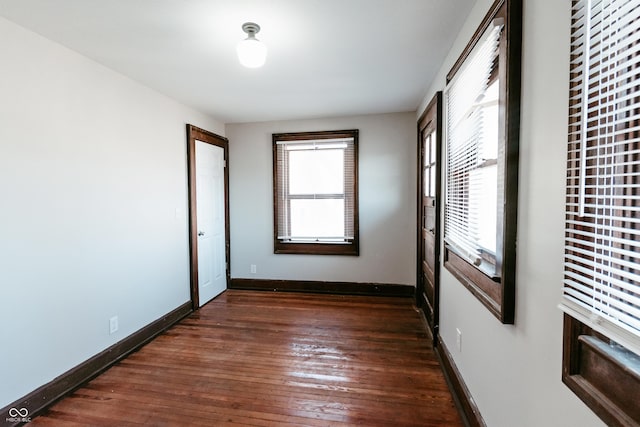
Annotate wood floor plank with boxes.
[29,290,463,426]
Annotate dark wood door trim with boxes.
[186,124,230,309]
[417,92,443,345]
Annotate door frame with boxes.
[186,124,230,309]
[416,92,442,345]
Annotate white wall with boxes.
[0,17,223,408]
[418,0,606,426]
[226,113,416,285]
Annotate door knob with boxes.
[198,231,205,236]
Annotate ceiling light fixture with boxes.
[236,22,267,68]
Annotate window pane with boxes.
[290,199,345,239]
[423,135,430,197]
[430,165,436,197]
[469,164,497,253]
[289,149,344,195]
[430,131,437,164]
[445,21,502,262]
[423,167,429,198]
[427,130,437,197]
[480,80,499,161]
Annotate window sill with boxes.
[563,315,640,426]
[274,241,359,256]
[444,245,513,323]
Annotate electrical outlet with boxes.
[109,316,119,334]
[250,264,257,274]
[456,328,462,352]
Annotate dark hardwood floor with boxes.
[30,290,463,426]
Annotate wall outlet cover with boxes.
[109,316,119,334]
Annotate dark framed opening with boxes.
[443,0,522,324]
[272,130,359,256]
[186,124,230,309]
[417,92,443,344]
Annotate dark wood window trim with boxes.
[443,0,521,324]
[272,129,359,256]
[562,315,640,426]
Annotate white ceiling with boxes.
[0,0,475,123]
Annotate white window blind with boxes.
[561,0,640,357]
[275,137,356,242]
[444,21,503,273]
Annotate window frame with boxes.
[563,315,640,426]
[443,0,522,324]
[272,129,359,256]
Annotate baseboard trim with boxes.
[230,278,415,297]
[1,301,192,426]
[435,335,486,427]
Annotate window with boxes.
[273,130,359,255]
[562,1,640,425]
[443,0,521,323]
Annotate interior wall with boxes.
[225,113,416,285]
[0,17,223,408]
[418,0,605,426]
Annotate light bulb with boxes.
[236,36,267,68]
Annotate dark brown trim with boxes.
[272,129,359,256]
[229,278,414,297]
[443,0,521,325]
[186,124,230,309]
[562,315,640,427]
[273,242,359,256]
[500,0,521,326]
[444,247,502,320]
[272,129,358,142]
[435,335,487,427]
[1,302,192,427]
[417,92,443,345]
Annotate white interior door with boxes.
[195,140,226,306]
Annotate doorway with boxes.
[187,125,230,308]
[417,93,442,343]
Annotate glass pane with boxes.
[423,134,430,197]
[424,167,429,198]
[480,80,499,161]
[289,149,344,195]
[469,164,497,253]
[290,199,345,238]
[424,133,431,162]
[430,165,436,197]
[429,130,437,164]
